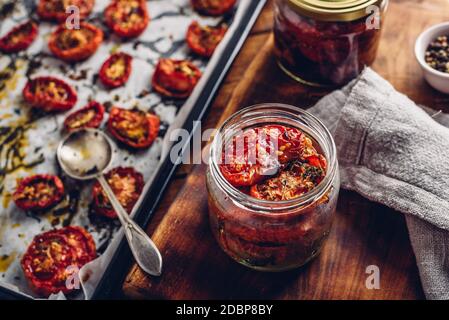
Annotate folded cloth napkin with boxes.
[308,68,449,300]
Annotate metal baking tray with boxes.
[0,0,267,299]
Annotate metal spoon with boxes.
[56,129,162,276]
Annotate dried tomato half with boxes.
[186,21,227,57]
[219,125,306,187]
[107,107,160,149]
[13,174,65,211]
[99,52,132,88]
[48,22,103,63]
[37,0,95,22]
[21,226,96,297]
[0,21,38,53]
[104,0,149,38]
[152,59,202,99]
[219,127,277,187]
[191,0,237,16]
[23,76,77,112]
[92,167,144,219]
[250,159,327,201]
[63,101,105,132]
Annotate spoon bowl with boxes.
[57,129,113,180]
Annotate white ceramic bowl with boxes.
[415,22,449,94]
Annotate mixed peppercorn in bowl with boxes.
[415,22,449,94]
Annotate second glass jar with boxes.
[274,0,388,86]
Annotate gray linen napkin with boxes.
[308,68,449,300]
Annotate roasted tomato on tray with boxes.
[186,21,227,57]
[152,59,202,99]
[63,101,105,132]
[92,167,144,219]
[0,21,38,53]
[219,125,306,187]
[107,107,160,149]
[191,0,237,16]
[13,174,65,211]
[37,0,95,22]
[48,22,103,63]
[23,76,77,112]
[21,226,96,297]
[99,52,132,88]
[104,0,149,38]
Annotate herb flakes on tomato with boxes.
[191,0,237,16]
[104,0,149,38]
[250,158,326,201]
[152,58,202,99]
[107,107,160,149]
[13,174,65,211]
[23,76,77,112]
[48,22,103,63]
[63,101,105,132]
[99,52,132,88]
[92,167,144,219]
[21,226,96,297]
[186,21,227,57]
[0,21,38,53]
[37,0,95,22]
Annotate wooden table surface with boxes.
[121,0,449,300]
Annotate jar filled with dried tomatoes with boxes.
[274,0,388,86]
[207,104,340,271]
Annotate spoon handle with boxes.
[97,175,163,276]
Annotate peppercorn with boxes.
[425,35,449,73]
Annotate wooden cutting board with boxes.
[122,0,449,299]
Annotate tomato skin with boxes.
[99,52,132,88]
[219,127,276,188]
[219,125,305,188]
[23,76,77,112]
[48,22,103,63]
[186,21,227,57]
[107,107,160,149]
[63,101,105,132]
[37,0,95,22]
[305,154,327,169]
[152,58,202,99]
[267,125,305,163]
[220,164,269,188]
[92,167,144,219]
[13,174,65,211]
[0,21,38,53]
[191,0,237,16]
[104,0,149,38]
[21,226,96,297]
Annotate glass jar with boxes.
[206,104,340,272]
[274,0,389,86]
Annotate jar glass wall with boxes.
[274,0,388,86]
[206,104,340,272]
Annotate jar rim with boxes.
[286,0,387,22]
[209,103,338,214]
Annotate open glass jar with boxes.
[274,0,388,86]
[206,104,340,272]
